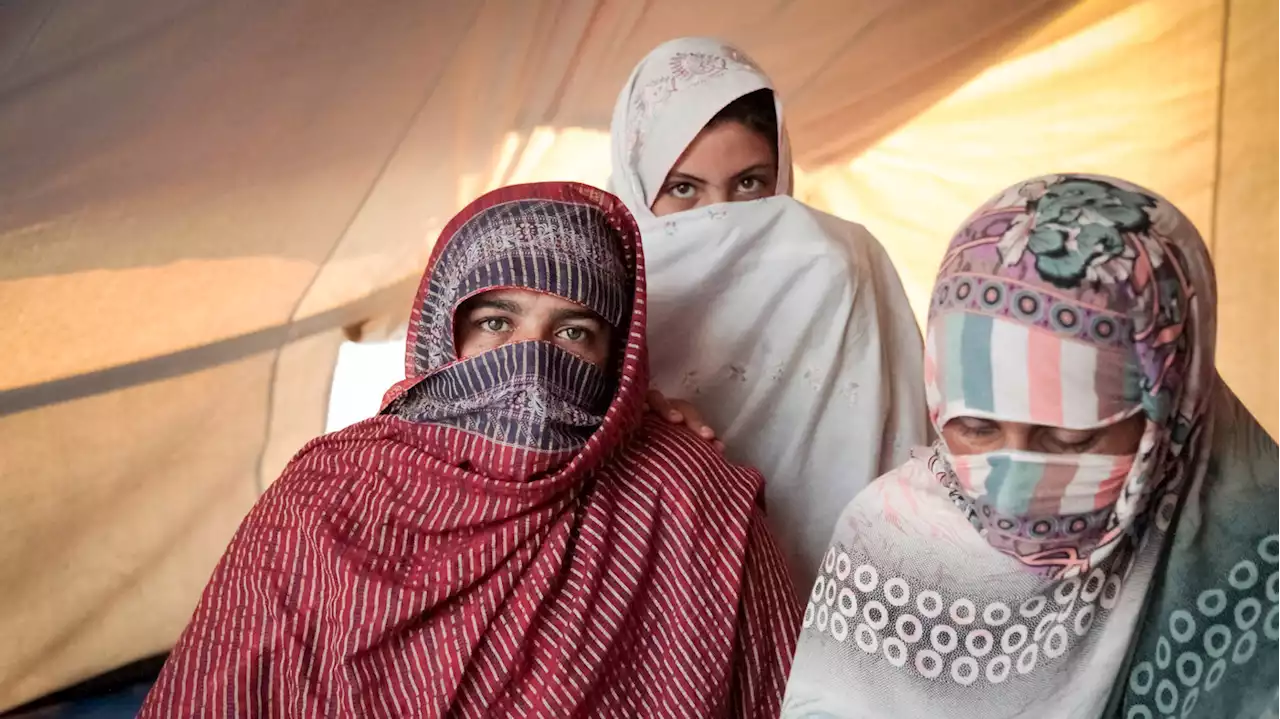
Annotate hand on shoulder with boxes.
[645,389,725,454]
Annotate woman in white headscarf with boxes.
[610,37,930,591]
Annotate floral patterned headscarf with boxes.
[925,174,1215,578]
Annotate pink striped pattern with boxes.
[139,417,798,718]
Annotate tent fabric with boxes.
[0,0,1273,711]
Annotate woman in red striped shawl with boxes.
[139,182,800,718]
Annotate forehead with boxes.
[671,122,775,176]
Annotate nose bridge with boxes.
[512,314,554,344]
[705,184,732,206]
[1005,426,1033,451]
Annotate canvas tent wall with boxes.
[0,0,1274,709]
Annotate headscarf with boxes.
[609,38,930,591]
[607,36,793,219]
[782,174,1278,719]
[139,182,800,718]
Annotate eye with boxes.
[737,176,765,193]
[1042,429,1099,453]
[953,417,999,437]
[666,182,696,199]
[477,317,511,333]
[556,326,591,342]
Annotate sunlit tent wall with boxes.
[0,0,1274,709]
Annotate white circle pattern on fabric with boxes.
[931,624,958,654]
[1155,678,1178,714]
[1074,605,1096,636]
[915,649,944,679]
[896,614,923,644]
[917,590,943,619]
[1175,651,1203,687]
[1169,609,1196,643]
[1258,535,1279,564]
[951,656,979,686]
[1204,658,1226,691]
[856,623,879,654]
[1235,598,1262,631]
[1197,588,1227,617]
[854,565,879,593]
[1203,624,1231,658]
[983,602,1011,626]
[1054,578,1081,605]
[804,558,1142,687]
[1045,625,1070,659]
[1181,687,1200,718]
[1130,661,1154,695]
[831,612,849,642]
[986,655,1012,684]
[883,636,908,667]
[1020,594,1047,618]
[1002,624,1029,654]
[1265,606,1279,641]
[966,628,995,657]
[1156,637,1172,669]
[835,552,851,580]
[1034,613,1055,642]
[838,587,858,618]
[950,598,976,625]
[1056,597,1077,623]
[864,600,889,631]
[884,577,911,607]
[1230,560,1259,590]
[1082,568,1106,603]
[1121,533,1280,719]
[1232,630,1257,665]
[1102,573,1124,610]
[1126,706,1152,719]
[810,575,825,604]
[1016,643,1039,674]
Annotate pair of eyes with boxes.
[663,175,769,200]
[949,417,1102,453]
[474,317,594,343]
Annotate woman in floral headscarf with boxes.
[782,174,1278,719]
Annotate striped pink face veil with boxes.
[925,173,1214,577]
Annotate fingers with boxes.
[646,392,722,453]
[646,389,684,424]
[671,399,716,441]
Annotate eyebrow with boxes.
[463,297,523,315]
[732,163,775,179]
[551,308,607,326]
[665,171,706,185]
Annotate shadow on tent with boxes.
[2,656,164,719]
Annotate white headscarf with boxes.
[607,36,793,217]
[609,37,930,591]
